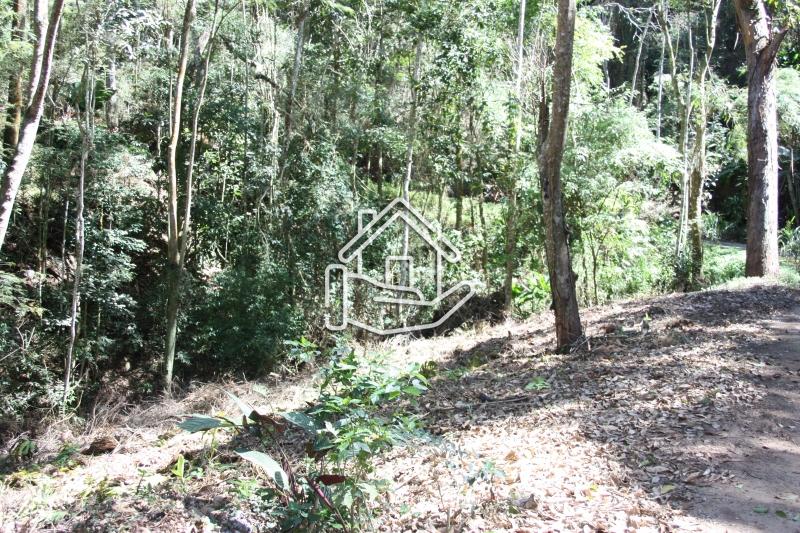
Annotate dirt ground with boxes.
[1,279,799,532]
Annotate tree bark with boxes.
[0,0,66,253]
[64,64,94,409]
[788,146,799,224]
[284,9,306,138]
[164,0,196,392]
[629,10,652,107]
[686,0,721,286]
[733,0,785,277]
[503,0,526,315]
[538,0,582,349]
[401,38,422,264]
[106,54,119,131]
[27,0,48,104]
[2,0,28,161]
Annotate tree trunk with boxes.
[284,9,306,139]
[629,10,652,107]
[402,39,422,263]
[733,0,785,277]
[0,0,66,253]
[503,0,526,315]
[106,55,119,131]
[538,0,582,349]
[164,0,196,392]
[64,61,94,409]
[27,0,48,104]
[788,146,799,224]
[686,0,721,286]
[3,0,28,162]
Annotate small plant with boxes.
[171,454,186,480]
[284,337,321,369]
[513,272,551,313]
[780,220,800,270]
[9,437,37,463]
[178,339,428,531]
[524,376,550,391]
[52,443,79,469]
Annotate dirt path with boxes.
[678,306,800,532]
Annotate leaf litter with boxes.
[2,281,799,532]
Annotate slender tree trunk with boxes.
[503,0,526,315]
[402,39,422,264]
[656,32,665,141]
[538,0,582,349]
[686,0,721,286]
[2,0,27,161]
[0,0,66,253]
[27,0,48,104]
[629,10,653,107]
[106,54,119,131]
[733,0,785,277]
[164,0,196,392]
[788,146,799,224]
[64,63,94,409]
[284,9,306,139]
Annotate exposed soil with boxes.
[1,280,799,532]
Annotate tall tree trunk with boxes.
[164,0,196,392]
[0,0,66,253]
[63,64,94,409]
[503,0,526,315]
[629,9,653,107]
[686,0,721,286]
[656,32,664,141]
[733,0,786,277]
[402,38,422,264]
[788,146,799,224]
[538,0,582,349]
[27,0,48,103]
[284,9,306,139]
[106,54,119,131]
[2,0,28,162]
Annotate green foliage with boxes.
[780,221,800,270]
[177,339,427,530]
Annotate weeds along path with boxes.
[1,280,799,532]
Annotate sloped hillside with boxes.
[2,280,799,532]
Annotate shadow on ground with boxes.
[409,284,800,531]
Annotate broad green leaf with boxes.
[281,411,318,434]
[225,391,255,419]
[753,506,769,514]
[178,415,224,433]
[236,450,288,490]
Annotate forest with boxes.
[0,0,799,530]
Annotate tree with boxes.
[538,0,582,348]
[64,61,95,409]
[733,0,790,277]
[687,0,722,285]
[503,0,527,315]
[164,0,221,391]
[164,0,197,391]
[0,0,67,253]
[2,0,27,160]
